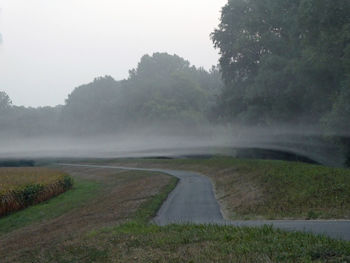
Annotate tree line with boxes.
[0,53,223,136]
[211,0,350,165]
[212,0,350,131]
[0,0,349,164]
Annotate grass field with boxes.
[77,224,350,263]
[0,167,73,217]
[21,167,350,263]
[1,164,350,262]
[0,166,175,262]
[104,157,350,219]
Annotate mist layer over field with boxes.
[0,124,345,167]
[0,52,348,167]
[1,1,349,168]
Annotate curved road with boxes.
[60,164,350,241]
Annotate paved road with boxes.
[60,164,350,241]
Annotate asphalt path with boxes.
[59,164,350,241]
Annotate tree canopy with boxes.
[0,53,223,136]
[212,0,350,126]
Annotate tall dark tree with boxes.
[124,53,209,125]
[212,0,350,125]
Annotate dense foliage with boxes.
[0,0,349,165]
[0,53,222,136]
[63,53,222,133]
[211,0,350,127]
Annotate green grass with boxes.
[104,157,350,219]
[205,158,350,219]
[102,223,350,262]
[236,159,350,219]
[7,158,350,262]
[33,225,350,263]
[25,170,350,263]
[133,176,179,224]
[0,178,101,235]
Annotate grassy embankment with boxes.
[103,157,350,220]
[1,163,350,262]
[0,167,177,262]
[28,169,350,263]
[0,168,74,217]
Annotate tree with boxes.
[62,76,123,134]
[59,53,221,134]
[212,0,350,125]
[0,91,11,111]
[122,53,216,126]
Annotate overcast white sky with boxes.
[0,0,227,107]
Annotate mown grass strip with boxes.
[199,157,350,219]
[0,179,101,235]
[106,223,350,262]
[106,157,350,219]
[39,171,350,263]
[133,176,179,223]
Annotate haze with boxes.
[0,0,226,107]
[0,0,348,168]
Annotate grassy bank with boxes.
[0,178,100,235]
[23,170,350,263]
[82,224,350,263]
[1,167,176,262]
[2,164,349,262]
[104,157,350,219]
[132,176,178,224]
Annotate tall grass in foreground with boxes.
[0,168,73,217]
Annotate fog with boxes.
[0,0,226,107]
[0,0,349,168]
[0,122,346,168]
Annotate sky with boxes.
[0,0,227,107]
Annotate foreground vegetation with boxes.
[72,224,350,263]
[1,163,349,262]
[0,168,73,217]
[0,167,175,262]
[23,165,350,263]
[105,157,350,219]
[0,178,100,235]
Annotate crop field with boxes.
[0,168,73,216]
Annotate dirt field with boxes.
[0,166,172,262]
